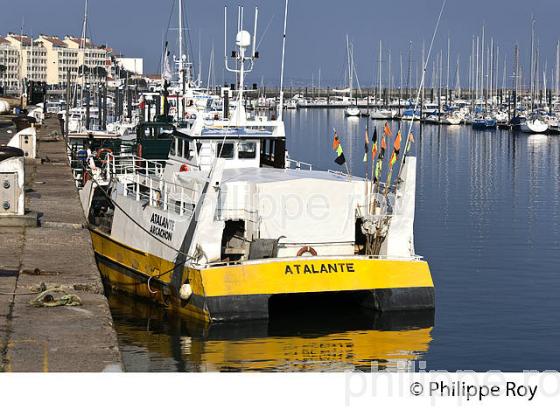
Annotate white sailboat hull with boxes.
[345,107,360,117]
[520,119,548,134]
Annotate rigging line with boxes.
[165,0,177,38]
[396,0,447,183]
[255,13,275,51]
[160,0,176,74]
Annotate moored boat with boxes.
[78,6,434,322]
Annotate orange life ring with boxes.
[96,148,113,164]
[179,164,189,172]
[296,246,317,257]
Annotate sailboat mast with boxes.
[475,36,479,103]
[178,0,185,88]
[378,40,382,102]
[556,40,560,99]
[481,25,485,111]
[446,36,450,103]
[346,35,352,99]
[530,17,535,111]
[79,0,89,131]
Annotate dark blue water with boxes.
[110,109,560,371]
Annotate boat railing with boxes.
[119,172,198,217]
[105,153,165,179]
[103,153,201,217]
[285,158,313,170]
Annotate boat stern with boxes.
[185,257,435,321]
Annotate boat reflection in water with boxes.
[109,291,434,372]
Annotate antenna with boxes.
[224,6,259,124]
[252,7,259,58]
[224,6,227,64]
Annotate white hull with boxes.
[520,119,548,134]
[370,109,395,120]
[345,107,360,117]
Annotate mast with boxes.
[489,38,493,108]
[346,35,352,99]
[80,0,89,131]
[407,41,413,101]
[377,40,382,103]
[530,17,535,111]
[481,24,485,112]
[278,0,288,120]
[475,36,479,104]
[178,0,184,88]
[556,40,560,99]
[446,36,450,104]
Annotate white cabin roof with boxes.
[220,167,359,184]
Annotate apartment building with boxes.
[1,33,112,88]
[0,36,20,90]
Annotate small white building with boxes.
[115,57,143,75]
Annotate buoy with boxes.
[296,246,317,257]
[180,164,189,172]
[96,148,113,164]
[179,283,193,300]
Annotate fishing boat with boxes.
[79,7,434,322]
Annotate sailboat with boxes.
[520,18,549,134]
[344,36,360,117]
[78,5,434,322]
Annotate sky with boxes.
[1,0,560,88]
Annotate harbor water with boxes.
[109,109,560,372]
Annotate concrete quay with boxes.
[0,115,121,372]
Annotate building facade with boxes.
[0,36,20,91]
[1,33,115,89]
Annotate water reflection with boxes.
[109,293,434,372]
[110,109,560,371]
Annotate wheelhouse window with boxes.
[217,142,234,159]
[238,142,257,159]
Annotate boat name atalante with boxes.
[149,213,176,241]
[284,263,355,275]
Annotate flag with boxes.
[332,130,346,165]
[363,129,369,162]
[371,128,378,159]
[335,144,346,165]
[389,130,402,167]
[379,133,387,160]
[406,132,415,153]
[162,42,173,82]
[383,121,392,137]
[375,160,382,181]
[332,132,340,150]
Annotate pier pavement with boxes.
[0,115,121,371]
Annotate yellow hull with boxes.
[90,229,435,322]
